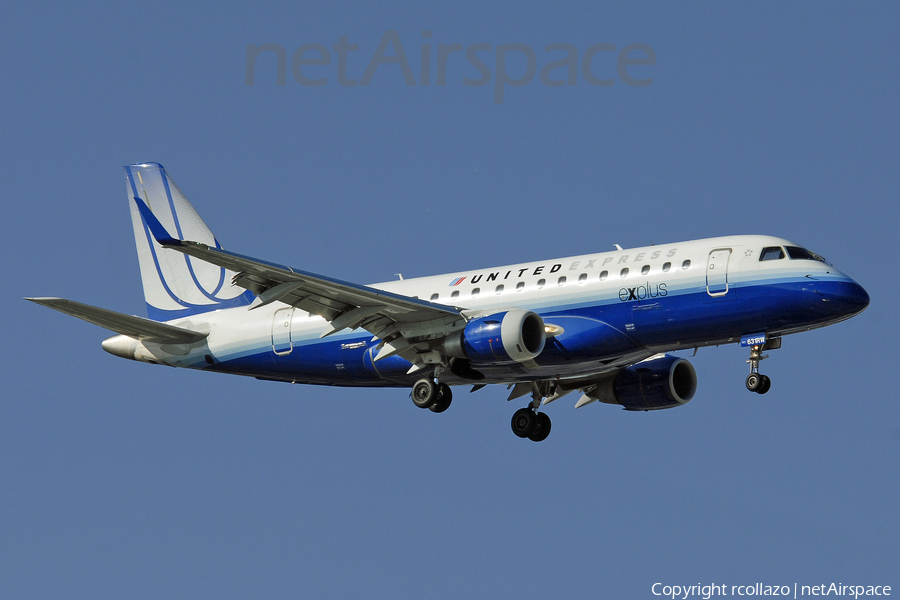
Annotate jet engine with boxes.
[591,355,697,411]
[444,309,546,365]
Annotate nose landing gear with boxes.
[745,342,773,394]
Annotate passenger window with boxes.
[430,293,439,301]
[516,281,525,292]
[495,284,504,294]
[662,262,671,272]
[599,270,608,281]
[450,290,459,299]
[760,246,785,261]
[682,260,691,270]
[471,288,480,296]
[578,273,588,284]
[641,265,650,275]
[557,276,566,286]
[620,268,629,278]
[537,278,545,289]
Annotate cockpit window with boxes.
[760,246,785,261]
[785,246,830,264]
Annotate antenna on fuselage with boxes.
[613,244,623,251]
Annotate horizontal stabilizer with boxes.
[25,297,208,344]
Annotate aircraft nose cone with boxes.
[844,281,870,311]
[825,280,870,315]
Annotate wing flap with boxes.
[26,297,208,344]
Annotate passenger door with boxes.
[706,249,732,296]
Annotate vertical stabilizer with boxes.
[124,163,253,320]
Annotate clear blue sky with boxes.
[2,2,897,598]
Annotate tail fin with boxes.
[125,162,253,321]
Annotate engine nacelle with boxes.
[593,356,697,411]
[444,310,546,365]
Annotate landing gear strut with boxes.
[411,378,452,412]
[745,344,772,394]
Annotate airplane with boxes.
[27,162,870,442]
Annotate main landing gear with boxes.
[745,344,772,395]
[511,407,551,442]
[410,376,553,442]
[411,378,453,413]
[509,382,553,442]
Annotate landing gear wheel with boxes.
[745,373,762,392]
[429,383,453,413]
[412,379,437,409]
[745,341,776,395]
[528,412,552,442]
[511,407,536,438]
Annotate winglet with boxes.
[134,196,183,246]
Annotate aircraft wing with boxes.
[25,297,208,344]
[135,198,466,363]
